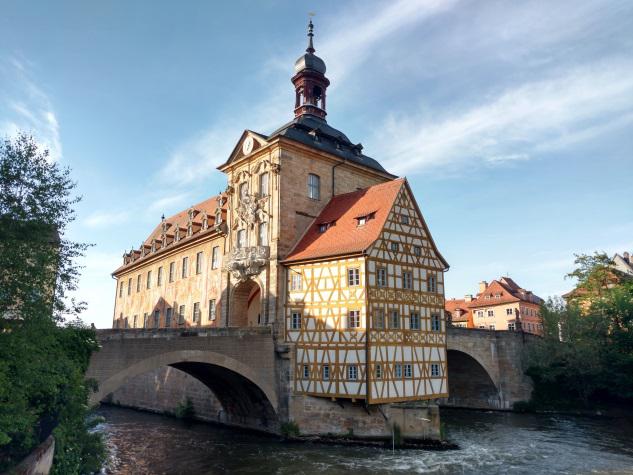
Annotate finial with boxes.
[306,15,315,54]
[161,213,165,221]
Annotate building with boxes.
[563,251,633,309]
[112,21,449,407]
[446,277,543,335]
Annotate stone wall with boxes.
[7,435,55,475]
[106,366,222,422]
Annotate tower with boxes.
[292,20,330,120]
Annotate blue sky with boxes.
[1,0,632,328]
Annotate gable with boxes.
[218,130,269,169]
[366,180,449,270]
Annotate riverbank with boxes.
[97,405,633,474]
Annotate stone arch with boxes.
[445,349,501,409]
[92,350,278,430]
[229,278,263,327]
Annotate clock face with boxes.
[242,137,254,155]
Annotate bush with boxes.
[280,421,300,438]
[175,398,196,420]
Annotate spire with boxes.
[292,17,330,120]
[306,19,315,54]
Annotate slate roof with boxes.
[268,114,394,176]
[283,179,405,263]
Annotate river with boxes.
[97,406,633,474]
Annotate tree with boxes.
[0,133,104,473]
[525,253,633,409]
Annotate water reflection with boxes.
[98,406,633,475]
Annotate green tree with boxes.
[0,133,105,473]
[526,253,633,408]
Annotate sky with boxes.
[1,0,632,328]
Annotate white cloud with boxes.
[372,58,633,175]
[148,192,192,214]
[0,56,62,160]
[84,210,131,228]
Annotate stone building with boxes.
[111,21,449,426]
[446,277,543,335]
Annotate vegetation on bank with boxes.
[524,253,633,410]
[0,134,105,473]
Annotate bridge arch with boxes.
[93,349,278,430]
[445,349,501,409]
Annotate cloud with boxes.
[84,210,131,228]
[0,56,62,160]
[147,192,193,215]
[373,58,633,175]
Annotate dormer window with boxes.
[187,224,193,237]
[188,208,195,221]
[202,212,208,229]
[494,293,502,299]
[356,212,375,227]
[215,209,222,225]
[318,221,334,233]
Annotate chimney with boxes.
[464,294,473,302]
[623,251,631,264]
[479,281,488,294]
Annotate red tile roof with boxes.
[463,278,542,309]
[284,179,405,263]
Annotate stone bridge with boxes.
[86,326,534,433]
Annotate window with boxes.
[165,308,172,327]
[146,271,152,289]
[400,214,409,225]
[178,305,185,324]
[508,322,516,331]
[390,242,399,252]
[308,173,320,200]
[506,308,514,316]
[259,172,269,196]
[322,365,330,381]
[133,315,137,328]
[357,216,367,226]
[318,223,329,233]
[211,246,220,269]
[119,282,124,298]
[489,324,495,330]
[390,310,400,329]
[428,274,437,293]
[193,302,201,323]
[258,222,268,246]
[239,182,248,199]
[413,245,422,257]
[487,310,494,317]
[431,364,440,377]
[143,312,148,328]
[348,268,360,286]
[208,299,216,321]
[302,365,309,379]
[431,313,441,332]
[136,275,141,292]
[348,310,360,328]
[169,262,175,282]
[403,271,412,289]
[237,229,246,248]
[124,317,129,329]
[494,293,502,299]
[290,272,302,291]
[291,312,301,330]
[404,364,412,378]
[153,310,160,328]
[348,365,358,380]
[373,308,385,329]
[127,278,131,295]
[395,363,403,378]
[375,364,383,379]
[157,266,163,286]
[479,325,486,329]
[477,310,484,318]
[196,251,203,274]
[377,267,387,287]
[410,312,420,330]
[182,257,188,278]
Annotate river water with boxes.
[97,406,633,474]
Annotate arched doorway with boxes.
[445,349,501,409]
[230,279,262,327]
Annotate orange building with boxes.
[446,277,543,335]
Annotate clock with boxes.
[242,137,254,155]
